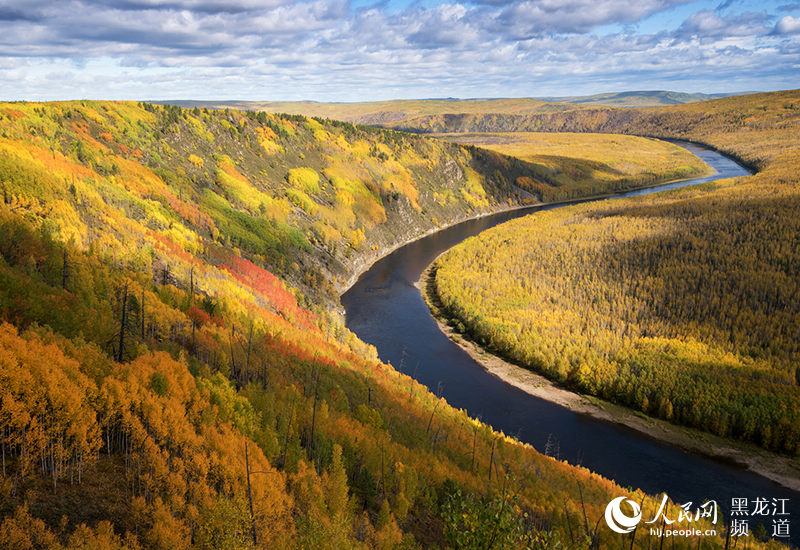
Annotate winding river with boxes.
[342,142,798,543]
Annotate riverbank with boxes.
[337,200,537,297]
[419,262,800,493]
[339,151,715,297]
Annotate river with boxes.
[342,142,798,545]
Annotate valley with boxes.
[3,1,797,547]
[0,92,796,548]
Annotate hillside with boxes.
[428,91,800,455]
[0,101,545,306]
[0,100,744,548]
[380,90,800,165]
[433,132,711,201]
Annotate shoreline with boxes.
[338,161,716,298]
[418,262,800,493]
[336,200,537,297]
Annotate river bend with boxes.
[342,142,798,543]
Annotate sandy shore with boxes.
[418,263,800,493]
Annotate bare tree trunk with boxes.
[229,324,237,381]
[245,442,257,546]
[488,437,497,481]
[723,506,732,550]
[426,401,440,434]
[117,285,128,362]
[432,426,442,454]
[61,249,68,290]
[280,394,296,469]
[309,368,320,460]
[380,446,385,498]
[245,321,253,379]
[471,426,477,474]
[578,482,590,539]
[629,495,646,550]
[485,476,510,550]
[563,500,575,545]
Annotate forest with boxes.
[430,90,800,455]
[0,99,762,548]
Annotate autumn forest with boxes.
[0,90,797,550]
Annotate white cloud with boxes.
[679,9,770,38]
[494,0,690,36]
[0,0,796,100]
[774,15,800,34]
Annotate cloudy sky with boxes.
[0,0,798,101]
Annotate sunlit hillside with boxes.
[0,101,540,305]
[433,132,711,201]
[169,91,738,126]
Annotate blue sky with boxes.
[0,0,797,101]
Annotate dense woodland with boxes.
[431,90,800,455]
[0,100,756,548]
[0,101,544,307]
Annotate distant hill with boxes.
[162,91,749,129]
[533,90,745,108]
[161,97,590,125]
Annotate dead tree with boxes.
[229,324,237,382]
[488,437,497,481]
[116,284,128,362]
[245,442,257,546]
[61,249,69,290]
[279,394,296,470]
[309,367,321,460]
[471,425,478,473]
[245,322,253,378]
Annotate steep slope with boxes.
[0,102,541,306]
[433,132,711,201]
